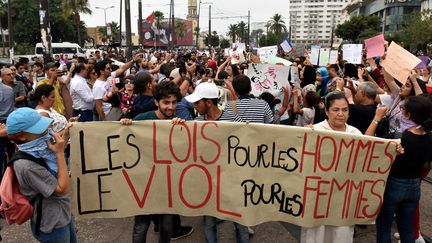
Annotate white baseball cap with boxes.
[185,82,219,103]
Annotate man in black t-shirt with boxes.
[347,82,378,134]
[121,81,194,242]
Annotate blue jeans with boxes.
[133,214,174,243]
[203,216,249,243]
[376,176,420,243]
[73,109,93,122]
[31,220,77,243]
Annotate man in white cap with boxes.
[184,82,248,243]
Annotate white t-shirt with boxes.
[93,79,112,115]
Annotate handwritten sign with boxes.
[364,34,385,59]
[246,63,289,97]
[381,42,421,84]
[310,46,320,66]
[319,48,330,66]
[329,50,339,64]
[280,39,293,53]
[232,42,246,51]
[258,46,278,63]
[342,44,363,64]
[70,121,397,227]
[230,49,245,65]
[269,56,293,66]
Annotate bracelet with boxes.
[372,119,380,124]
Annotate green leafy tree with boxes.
[259,33,282,47]
[400,10,432,50]
[335,15,381,43]
[98,21,120,43]
[205,31,220,47]
[220,38,230,49]
[227,24,237,43]
[61,0,92,46]
[236,21,247,43]
[269,14,287,37]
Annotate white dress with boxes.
[300,120,362,243]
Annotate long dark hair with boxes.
[404,94,432,132]
[31,84,54,102]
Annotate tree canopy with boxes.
[335,15,381,43]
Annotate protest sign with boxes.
[310,46,320,66]
[224,48,230,57]
[319,48,330,66]
[269,56,293,66]
[71,121,397,227]
[329,50,339,64]
[364,34,385,59]
[280,39,293,53]
[342,44,363,64]
[294,44,306,57]
[290,66,300,87]
[416,56,430,70]
[229,49,245,65]
[232,42,246,51]
[246,63,289,96]
[258,46,278,63]
[381,42,421,84]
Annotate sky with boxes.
[81,0,290,36]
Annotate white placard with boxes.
[258,46,278,64]
[329,50,339,64]
[342,44,363,64]
[310,45,320,66]
[246,63,290,97]
[318,48,330,66]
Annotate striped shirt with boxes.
[225,97,274,124]
[195,110,243,122]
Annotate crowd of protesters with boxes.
[0,42,432,243]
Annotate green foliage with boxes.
[269,14,287,37]
[98,21,121,42]
[205,31,220,47]
[175,21,187,38]
[220,38,230,49]
[259,33,282,47]
[400,10,432,50]
[335,15,381,43]
[227,24,237,43]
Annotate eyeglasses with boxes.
[5,73,14,76]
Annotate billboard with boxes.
[140,18,194,47]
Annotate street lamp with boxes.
[96,6,115,41]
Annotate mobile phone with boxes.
[48,129,56,144]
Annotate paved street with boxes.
[1,182,431,243]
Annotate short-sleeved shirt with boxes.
[347,104,377,134]
[0,82,15,121]
[36,79,65,115]
[225,96,273,124]
[195,110,243,122]
[93,79,112,115]
[13,159,71,233]
[131,95,158,119]
[12,81,27,108]
[295,107,315,127]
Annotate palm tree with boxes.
[269,14,287,37]
[175,21,187,38]
[154,11,164,46]
[98,21,120,44]
[227,24,238,43]
[61,0,92,46]
[236,21,247,43]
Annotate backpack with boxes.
[0,151,47,235]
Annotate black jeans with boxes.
[132,214,175,243]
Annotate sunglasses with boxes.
[125,79,134,84]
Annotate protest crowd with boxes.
[0,34,432,243]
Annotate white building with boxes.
[421,0,432,10]
[289,0,349,47]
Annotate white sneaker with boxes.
[393,232,400,240]
[415,235,426,243]
[247,227,255,235]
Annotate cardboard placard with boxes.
[381,42,421,84]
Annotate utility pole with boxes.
[119,0,123,46]
[7,0,13,60]
[138,0,143,48]
[168,0,172,48]
[39,0,52,62]
[196,0,201,49]
[125,0,132,59]
[208,5,211,50]
[172,0,176,49]
[330,14,335,49]
[247,10,250,49]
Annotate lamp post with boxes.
[96,6,114,42]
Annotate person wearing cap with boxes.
[180,82,248,243]
[121,81,194,242]
[6,108,75,242]
[36,63,66,115]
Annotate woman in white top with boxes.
[301,91,362,243]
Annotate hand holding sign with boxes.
[364,34,385,59]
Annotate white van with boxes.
[35,42,86,59]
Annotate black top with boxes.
[390,130,432,179]
[347,104,377,134]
